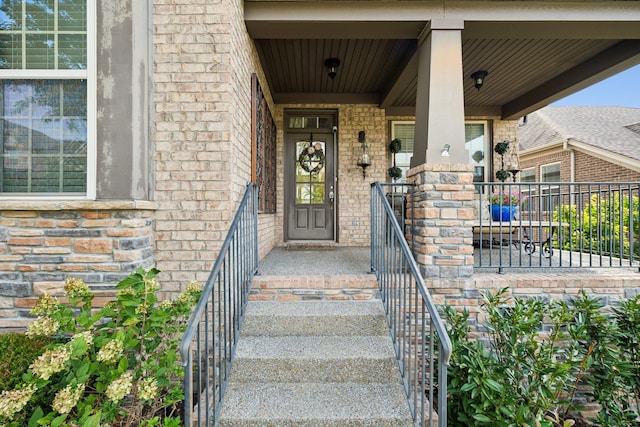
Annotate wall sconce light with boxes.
[324,58,340,80]
[470,70,488,91]
[356,130,371,178]
[441,144,451,158]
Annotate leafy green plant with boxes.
[0,268,201,426]
[570,291,640,426]
[614,294,640,416]
[388,138,402,154]
[494,141,511,182]
[388,166,402,180]
[0,334,51,391]
[553,194,640,260]
[0,333,54,425]
[443,288,587,427]
[444,289,640,426]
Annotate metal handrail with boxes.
[371,182,452,427]
[179,183,258,426]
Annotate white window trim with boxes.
[390,120,415,184]
[465,120,490,182]
[540,161,561,183]
[390,120,491,182]
[0,0,96,200]
[520,166,536,182]
[538,162,562,214]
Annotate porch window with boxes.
[0,0,94,196]
[389,121,490,182]
[521,167,535,182]
[390,121,414,183]
[540,162,561,213]
[465,122,489,182]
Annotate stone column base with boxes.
[406,163,475,279]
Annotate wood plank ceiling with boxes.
[247,2,640,119]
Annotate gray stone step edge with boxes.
[218,382,414,427]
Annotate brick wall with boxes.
[519,150,572,181]
[0,202,155,330]
[153,0,277,294]
[520,149,640,183]
[273,104,388,246]
[428,273,640,332]
[574,151,640,182]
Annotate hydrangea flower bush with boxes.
[0,268,201,427]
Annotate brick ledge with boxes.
[0,200,157,211]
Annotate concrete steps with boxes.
[218,300,413,427]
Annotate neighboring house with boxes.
[1,1,640,328]
[519,106,640,183]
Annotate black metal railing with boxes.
[371,182,452,427]
[474,182,640,272]
[179,183,258,426]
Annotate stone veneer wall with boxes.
[0,202,156,330]
[406,163,475,278]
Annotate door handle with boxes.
[329,191,334,201]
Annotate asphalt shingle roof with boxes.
[519,106,640,162]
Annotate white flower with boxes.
[26,317,60,338]
[137,377,159,401]
[52,383,84,414]
[96,339,124,364]
[105,372,133,403]
[0,384,37,418]
[30,346,72,380]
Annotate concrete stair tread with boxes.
[241,300,389,336]
[219,382,414,427]
[245,300,385,316]
[230,336,400,383]
[217,298,416,425]
[234,335,394,359]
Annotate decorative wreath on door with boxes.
[298,140,325,174]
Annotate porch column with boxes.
[411,20,467,167]
[407,20,475,281]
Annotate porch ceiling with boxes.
[245,1,640,120]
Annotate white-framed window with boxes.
[540,162,561,212]
[390,121,414,183]
[465,121,489,182]
[0,0,95,198]
[520,167,535,183]
[389,120,490,183]
[541,162,561,182]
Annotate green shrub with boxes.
[0,267,201,427]
[0,334,51,391]
[444,289,640,426]
[554,194,640,260]
[443,288,587,427]
[570,292,640,426]
[0,333,54,425]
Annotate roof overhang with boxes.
[245,1,640,120]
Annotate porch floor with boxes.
[258,246,371,276]
[258,245,640,276]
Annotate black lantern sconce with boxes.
[325,58,340,80]
[356,130,371,178]
[471,70,488,91]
